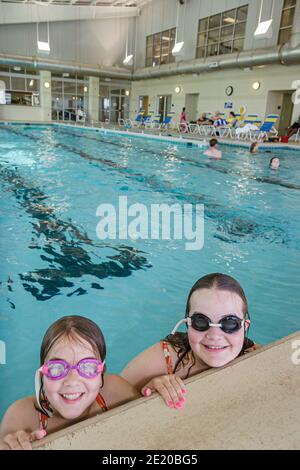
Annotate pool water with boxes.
[0,124,299,418]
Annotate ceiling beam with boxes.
[0,4,139,24]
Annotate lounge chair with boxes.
[249,114,279,142]
[234,115,262,140]
[144,114,161,129]
[123,111,145,128]
[160,112,175,130]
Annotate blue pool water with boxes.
[0,124,300,418]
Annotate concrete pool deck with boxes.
[1,121,300,151]
[35,331,300,450]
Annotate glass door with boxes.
[157,95,172,122]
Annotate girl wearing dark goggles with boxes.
[122,273,256,410]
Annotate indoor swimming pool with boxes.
[0,123,299,417]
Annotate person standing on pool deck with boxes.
[121,273,257,409]
[180,107,188,133]
[0,315,139,450]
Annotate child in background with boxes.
[0,315,139,450]
[203,138,222,159]
[269,157,280,170]
[121,273,257,409]
[250,142,259,154]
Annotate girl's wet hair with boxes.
[250,142,258,153]
[37,315,106,417]
[164,273,252,377]
[40,315,106,364]
[184,273,248,318]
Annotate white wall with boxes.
[0,104,42,121]
[130,63,300,125]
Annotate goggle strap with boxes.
[171,318,191,335]
[34,368,53,418]
[97,359,105,373]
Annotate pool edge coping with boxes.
[1,120,300,151]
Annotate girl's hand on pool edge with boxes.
[141,374,187,409]
[0,429,46,450]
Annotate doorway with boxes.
[138,95,149,116]
[266,90,294,135]
[157,95,172,122]
[279,92,294,135]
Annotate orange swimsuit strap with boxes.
[161,341,173,375]
[38,392,108,431]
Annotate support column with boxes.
[40,70,51,122]
[88,76,99,123]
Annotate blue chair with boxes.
[249,114,279,141]
[160,112,175,129]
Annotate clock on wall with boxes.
[226,86,234,96]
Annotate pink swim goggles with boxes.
[39,358,105,380]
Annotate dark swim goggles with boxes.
[171,313,245,335]
[188,313,245,334]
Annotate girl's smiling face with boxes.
[43,335,102,420]
[187,288,250,368]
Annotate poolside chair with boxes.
[124,111,145,128]
[244,114,262,127]
[160,112,175,130]
[197,124,215,137]
[144,114,161,129]
[188,123,201,134]
[234,114,262,140]
[249,114,279,142]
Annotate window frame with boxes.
[277,0,296,45]
[195,5,248,59]
[0,67,40,107]
[145,27,176,67]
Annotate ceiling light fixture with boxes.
[254,0,274,38]
[172,1,186,56]
[37,21,50,53]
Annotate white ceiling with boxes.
[1,0,150,6]
[0,0,153,24]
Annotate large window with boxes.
[278,0,296,45]
[51,73,88,121]
[0,66,40,106]
[196,5,248,58]
[146,28,176,67]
